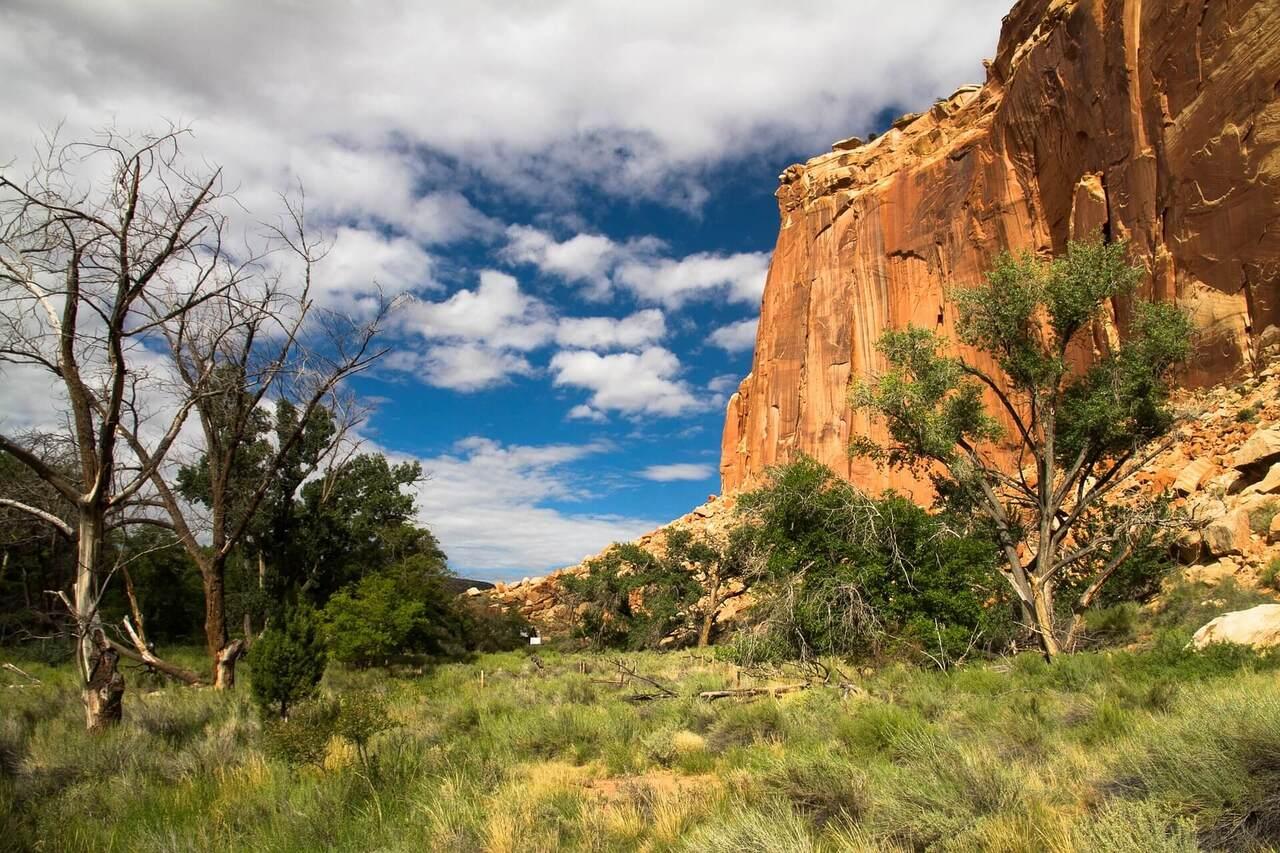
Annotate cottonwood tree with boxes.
[851,240,1191,659]
[0,129,232,727]
[117,197,395,688]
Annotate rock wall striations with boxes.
[721,0,1280,497]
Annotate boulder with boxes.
[1187,497,1228,524]
[1173,530,1203,564]
[1184,561,1239,585]
[1191,604,1280,650]
[1173,458,1217,495]
[1202,509,1250,557]
[1243,462,1280,496]
[1233,429,1280,471]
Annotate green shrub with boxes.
[333,692,397,767]
[1236,402,1263,423]
[763,753,868,827]
[1072,800,1198,853]
[1080,602,1141,647]
[322,573,429,667]
[1110,676,1280,848]
[456,598,530,653]
[1248,499,1280,535]
[1261,557,1280,591]
[731,457,1014,664]
[321,556,466,666]
[261,699,337,767]
[559,528,712,650]
[249,605,327,719]
[679,802,819,853]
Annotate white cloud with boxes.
[401,270,556,352]
[1,0,1008,209]
[555,309,666,350]
[709,317,760,353]
[616,251,771,307]
[503,225,771,307]
[402,436,659,576]
[707,374,742,395]
[640,463,715,482]
[567,404,609,423]
[502,225,625,299]
[384,344,536,392]
[315,226,436,312]
[550,347,702,416]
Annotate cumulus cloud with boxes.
[0,0,1008,213]
[384,345,536,392]
[555,309,666,351]
[503,225,770,306]
[501,225,634,299]
[708,317,760,353]
[639,463,715,482]
[550,347,702,416]
[567,404,609,423]
[403,436,659,576]
[615,252,771,307]
[707,374,743,395]
[402,270,555,351]
[315,226,436,312]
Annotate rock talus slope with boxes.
[721,0,1280,496]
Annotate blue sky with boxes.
[0,0,1011,579]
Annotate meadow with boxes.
[4,584,1280,853]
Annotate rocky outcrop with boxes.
[476,495,750,638]
[1191,603,1280,650]
[721,0,1280,496]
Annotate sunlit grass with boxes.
[2,632,1279,851]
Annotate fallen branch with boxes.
[2,661,40,684]
[698,683,811,701]
[114,616,207,686]
[698,676,867,702]
[611,658,678,699]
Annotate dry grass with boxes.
[2,629,1279,852]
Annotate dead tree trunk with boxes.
[697,569,721,648]
[84,630,124,731]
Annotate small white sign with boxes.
[529,636,542,646]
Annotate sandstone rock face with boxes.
[721,0,1280,496]
[479,494,752,638]
[1203,509,1251,558]
[1173,458,1216,496]
[1191,604,1280,650]
[1233,429,1280,471]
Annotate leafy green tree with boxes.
[293,454,424,601]
[733,456,1011,665]
[176,398,336,635]
[851,240,1191,658]
[248,605,327,719]
[561,528,716,650]
[321,553,464,667]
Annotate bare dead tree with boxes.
[0,127,233,729]
[116,193,398,689]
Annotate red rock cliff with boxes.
[721,0,1280,496]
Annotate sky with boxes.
[0,0,1011,580]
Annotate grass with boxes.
[3,618,1280,851]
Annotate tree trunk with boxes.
[202,556,243,689]
[84,629,124,731]
[74,511,106,678]
[214,639,246,690]
[74,511,128,728]
[1029,584,1061,661]
[698,573,721,648]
